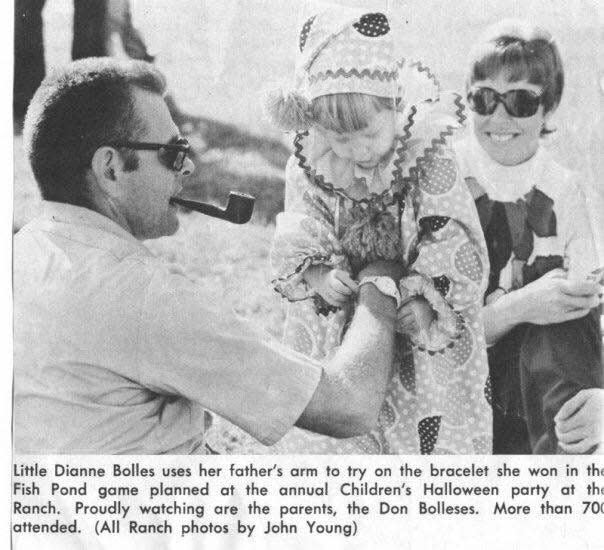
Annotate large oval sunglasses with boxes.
[467,87,544,118]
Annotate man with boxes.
[13,58,403,454]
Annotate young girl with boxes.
[454,19,602,453]
[266,9,491,454]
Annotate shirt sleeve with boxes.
[270,156,346,302]
[136,267,322,445]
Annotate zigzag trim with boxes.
[309,67,398,84]
[293,131,401,208]
[408,60,441,92]
[292,92,466,211]
[391,104,418,203]
[403,92,467,188]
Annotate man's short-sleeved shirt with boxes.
[13,202,321,454]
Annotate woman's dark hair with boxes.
[23,57,166,208]
[466,19,564,134]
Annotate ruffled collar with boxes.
[456,133,549,202]
[293,91,466,205]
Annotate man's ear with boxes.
[90,146,120,195]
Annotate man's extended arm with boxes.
[296,261,401,438]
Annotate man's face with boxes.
[117,88,194,239]
[471,72,550,166]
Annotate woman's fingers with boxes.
[556,424,591,444]
[558,437,597,454]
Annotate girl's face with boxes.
[471,72,551,166]
[320,109,396,169]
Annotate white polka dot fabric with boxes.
[270,95,492,455]
[294,8,440,102]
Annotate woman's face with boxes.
[320,109,396,169]
[471,72,551,166]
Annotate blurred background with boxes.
[13,0,603,452]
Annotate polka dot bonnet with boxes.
[266,7,444,131]
[296,8,401,100]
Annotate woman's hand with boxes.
[397,297,434,337]
[305,265,358,307]
[555,388,603,454]
[513,269,601,325]
[485,269,601,345]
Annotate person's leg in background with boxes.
[14,0,46,122]
[72,0,109,59]
[520,309,602,454]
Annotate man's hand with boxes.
[555,388,604,454]
[397,296,434,337]
[514,269,601,325]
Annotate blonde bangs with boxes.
[310,93,396,133]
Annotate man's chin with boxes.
[142,214,180,240]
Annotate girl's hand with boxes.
[513,269,601,325]
[397,297,434,337]
[555,388,604,454]
[306,266,358,307]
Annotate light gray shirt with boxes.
[13,202,320,454]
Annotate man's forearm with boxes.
[296,285,396,437]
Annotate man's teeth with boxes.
[488,133,516,143]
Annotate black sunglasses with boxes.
[107,137,191,171]
[467,87,544,118]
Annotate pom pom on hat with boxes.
[263,86,313,131]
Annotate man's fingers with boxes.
[555,391,590,423]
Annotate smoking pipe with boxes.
[169,192,255,224]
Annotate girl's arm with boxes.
[402,145,489,348]
[271,156,347,304]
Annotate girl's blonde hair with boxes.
[265,88,400,133]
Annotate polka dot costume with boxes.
[269,9,491,455]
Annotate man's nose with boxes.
[179,156,195,177]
